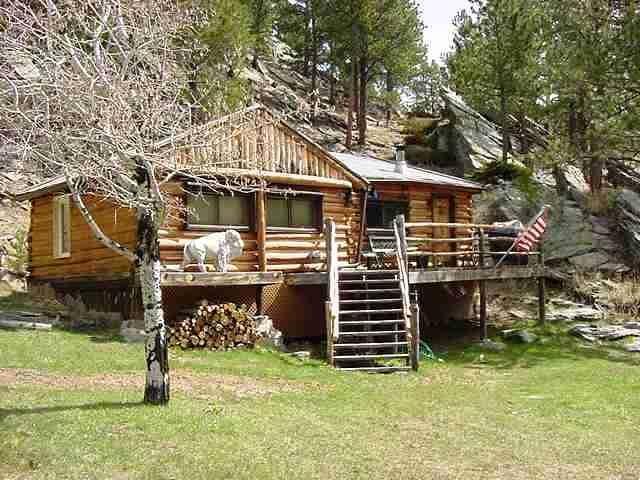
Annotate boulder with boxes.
[253,315,284,349]
[501,329,538,344]
[615,189,640,265]
[477,339,507,351]
[547,305,602,323]
[569,251,611,270]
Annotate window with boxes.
[366,200,408,228]
[186,193,251,230]
[267,195,320,229]
[53,195,71,258]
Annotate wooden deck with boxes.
[160,265,545,287]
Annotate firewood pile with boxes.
[168,301,257,350]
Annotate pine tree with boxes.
[447,0,542,162]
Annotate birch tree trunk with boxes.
[137,209,170,405]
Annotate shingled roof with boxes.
[331,152,483,192]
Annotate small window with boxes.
[267,195,320,229]
[53,195,71,258]
[366,200,408,228]
[186,193,251,229]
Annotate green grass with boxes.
[1,327,640,479]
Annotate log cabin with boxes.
[16,105,546,371]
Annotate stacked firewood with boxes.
[168,301,257,350]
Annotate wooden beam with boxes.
[160,271,283,286]
[284,272,328,285]
[195,168,353,189]
[256,190,267,272]
[409,266,545,284]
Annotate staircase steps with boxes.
[339,298,402,304]
[334,342,407,348]
[330,268,411,373]
[338,330,407,337]
[334,353,409,361]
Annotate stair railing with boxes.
[394,215,418,370]
[324,218,339,365]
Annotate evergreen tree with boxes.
[447,0,542,162]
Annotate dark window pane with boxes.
[267,197,289,227]
[187,195,218,225]
[219,196,250,225]
[291,198,314,226]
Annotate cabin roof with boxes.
[15,105,370,201]
[331,152,484,192]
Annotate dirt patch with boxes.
[0,368,309,400]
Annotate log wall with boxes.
[29,194,136,280]
[159,185,362,272]
[368,183,474,239]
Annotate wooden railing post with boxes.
[324,218,339,362]
[396,214,408,272]
[256,189,267,272]
[478,228,488,341]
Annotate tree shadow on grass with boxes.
[0,400,147,421]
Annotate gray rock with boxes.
[477,339,507,351]
[290,351,311,359]
[501,329,538,344]
[570,323,640,342]
[120,320,147,343]
[625,340,640,353]
[569,251,612,270]
[547,306,602,323]
[615,189,640,264]
[253,315,284,349]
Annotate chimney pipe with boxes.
[394,144,407,175]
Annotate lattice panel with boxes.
[262,284,325,338]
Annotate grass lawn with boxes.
[1,326,639,480]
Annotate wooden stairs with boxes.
[324,216,419,373]
[332,269,411,372]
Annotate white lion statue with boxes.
[181,230,244,272]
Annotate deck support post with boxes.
[538,249,546,325]
[478,228,488,340]
[325,300,334,366]
[409,292,420,371]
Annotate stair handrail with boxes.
[393,215,411,331]
[324,218,340,341]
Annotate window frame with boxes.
[266,193,323,232]
[184,191,254,232]
[53,194,71,259]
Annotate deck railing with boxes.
[366,218,542,270]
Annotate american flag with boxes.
[514,206,550,252]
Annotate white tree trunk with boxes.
[139,253,170,404]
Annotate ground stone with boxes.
[501,329,538,344]
[477,339,506,351]
[569,251,612,270]
[547,305,602,323]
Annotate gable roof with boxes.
[331,152,484,192]
[14,105,368,201]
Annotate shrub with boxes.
[401,117,438,146]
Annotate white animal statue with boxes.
[181,230,244,272]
